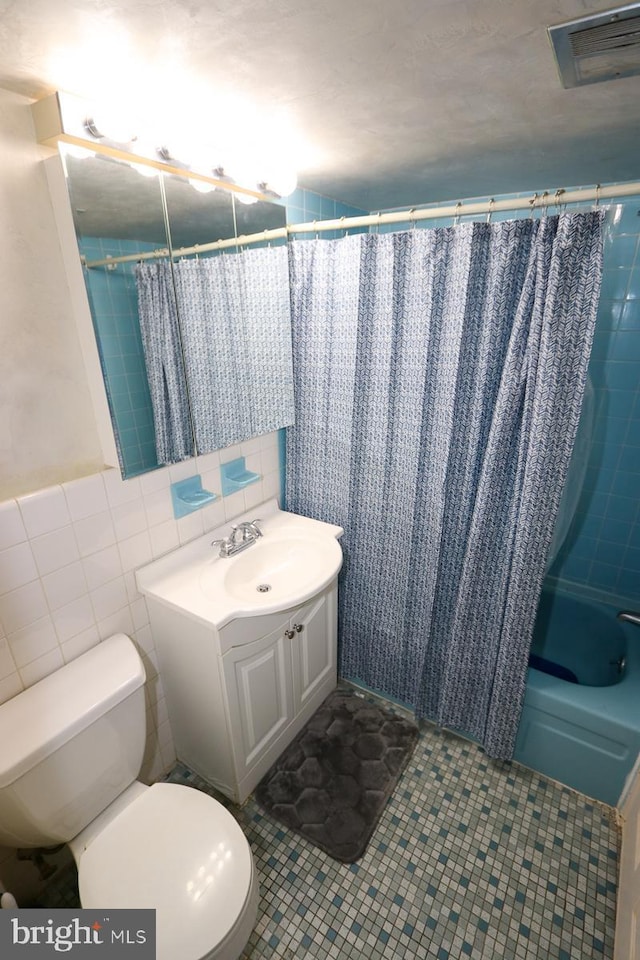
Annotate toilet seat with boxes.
[77,782,258,960]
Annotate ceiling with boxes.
[1,0,640,211]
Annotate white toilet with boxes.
[0,634,259,960]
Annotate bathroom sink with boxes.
[204,532,342,608]
[135,499,343,628]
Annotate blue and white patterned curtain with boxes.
[286,213,603,758]
[137,247,293,459]
[170,247,293,452]
[136,262,193,464]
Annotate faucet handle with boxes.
[250,519,263,536]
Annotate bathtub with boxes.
[514,586,640,806]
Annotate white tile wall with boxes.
[0,429,282,904]
[0,430,283,781]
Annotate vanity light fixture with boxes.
[84,105,137,145]
[32,91,298,201]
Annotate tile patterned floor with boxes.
[39,687,620,959]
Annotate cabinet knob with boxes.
[285,628,295,639]
[294,623,304,633]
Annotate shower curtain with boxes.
[137,246,292,461]
[286,213,604,758]
[136,262,193,464]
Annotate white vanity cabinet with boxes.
[146,580,338,804]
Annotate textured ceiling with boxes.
[1,0,640,210]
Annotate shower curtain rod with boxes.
[84,180,640,268]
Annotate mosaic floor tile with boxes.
[37,684,619,959]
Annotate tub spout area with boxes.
[618,610,640,628]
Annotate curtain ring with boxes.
[486,198,495,223]
[554,188,565,214]
[529,192,538,219]
[409,208,417,230]
[376,211,382,234]
[453,202,462,227]
[595,183,601,208]
[541,191,549,219]
[313,219,319,240]
[341,215,347,237]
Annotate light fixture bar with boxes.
[31,92,268,202]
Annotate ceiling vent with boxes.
[549,2,640,87]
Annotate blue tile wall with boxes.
[282,188,368,240]
[79,237,160,477]
[376,185,640,607]
[550,196,640,605]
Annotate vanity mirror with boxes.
[63,148,294,479]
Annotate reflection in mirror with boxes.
[64,147,295,478]
[64,149,193,477]
[161,179,294,454]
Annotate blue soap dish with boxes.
[170,475,217,519]
[220,457,261,497]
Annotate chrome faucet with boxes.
[212,519,263,558]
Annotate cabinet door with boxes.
[291,590,336,713]
[222,625,294,778]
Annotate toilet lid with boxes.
[78,783,254,960]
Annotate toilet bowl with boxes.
[0,634,258,960]
[72,782,259,960]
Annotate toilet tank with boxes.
[0,634,146,848]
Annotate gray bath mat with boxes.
[255,688,419,862]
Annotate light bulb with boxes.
[84,103,137,144]
[129,161,159,179]
[235,193,258,205]
[263,169,298,198]
[191,179,216,194]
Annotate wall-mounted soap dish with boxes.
[170,475,217,519]
[220,457,261,496]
